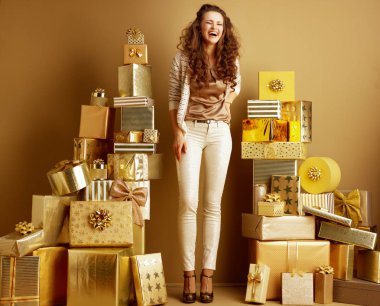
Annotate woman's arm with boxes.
[169,109,187,161]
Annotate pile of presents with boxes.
[0,29,168,306]
[241,71,379,304]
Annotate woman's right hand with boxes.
[173,130,187,161]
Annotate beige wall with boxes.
[1,0,379,284]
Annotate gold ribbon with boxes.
[334,189,362,227]
[88,209,112,231]
[15,221,34,235]
[263,193,281,202]
[307,166,321,181]
[247,265,262,296]
[316,265,334,274]
[49,159,82,173]
[267,79,285,92]
[126,28,143,39]
[92,158,105,169]
[92,88,105,97]
[129,47,143,58]
[110,179,148,226]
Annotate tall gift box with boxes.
[32,247,68,306]
[282,272,313,305]
[357,250,380,283]
[330,243,354,280]
[107,153,148,181]
[281,100,312,142]
[67,248,134,306]
[73,138,112,165]
[271,175,300,215]
[0,256,39,302]
[314,265,334,304]
[258,71,295,101]
[123,44,148,65]
[118,64,152,98]
[241,142,307,160]
[131,253,168,306]
[79,105,115,139]
[69,201,133,247]
[121,106,154,131]
[247,100,280,119]
[0,230,45,257]
[245,264,270,303]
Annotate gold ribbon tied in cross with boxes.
[247,265,262,296]
[334,189,362,227]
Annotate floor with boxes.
[166,285,360,306]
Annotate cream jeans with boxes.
[176,120,232,271]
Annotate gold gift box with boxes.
[0,230,45,257]
[133,223,145,255]
[247,100,281,119]
[257,201,284,216]
[330,243,354,280]
[69,201,133,247]
[302,205,352,227]
[245,264,270,303]
[339,189,373,227]
[79,105,115,139]
[143,129,159,144]
[357,250,380,283]
[31,195,75,245]
[131,253,168,306]
[271,119,287,141]
[271,175,300,215]
[315,273,333,304]
[107,153,149,181]
[252,240,330,300]
[259,71,295,101]
[281,272,313,305]
[32,247,67,306]
[121,106,154,131]
[126,28,144,44]
[80,180,113,201]
[123,44,148,65]
[114,131,144,143]
[67,248,134,306]
[318,221,377,249]
[241,214,315,240]
[73,138,112,165]
[298,192,334,215]
[242,119,271,142]
[148,153,163,180]
[241,142,307,159]
[118,64,152,98]
[0,256,39,302]
[281,100,312,142]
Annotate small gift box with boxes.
[259,71,295,101]
[357,250,380,283]
[330,243,354,280]
[114,131,144,143]
[302,205,352,227]
[282,272,313,305]
[241,142,307,159]
[271,175,300,215]
[242,118,270,142]
[245,264,270,303]
[126,27,144,44]
[0,229,45,257]
[270,119,287,141]
[334,189,363,228]
[123,44,148,65]
[315,265,334,304]
[131,253,168,306]
[90,158,107,180]
[73,137,112,165]
[47,160,91,196]
[247,100,281,119]
[0,256,40,302]
[69,201,133,247]
[257,193,285,216]
[143,129,159,143]
[281,100,312,142]
[90,88,109,106]
[79,105,115,139]
[298,192,334,215]
[121,105,154,131]
[118,64,152,98]
[107,153,148,181]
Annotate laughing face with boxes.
[200,11,224,46]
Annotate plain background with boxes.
[0,0,379,284]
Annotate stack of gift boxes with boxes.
[241,71,379,304]
[0,28,168,306]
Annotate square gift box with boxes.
[245,264,270,303]
[282,272,313,305]
[121,106,154,131]
[73,137,112,166]
[123,44,148,65]
[118,64,152,98]
[107,153,148,181]
[259,71,295,101]
[271,175,300,215]
[79,105,115,139]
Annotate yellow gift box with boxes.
[281,100,312,142]
[79,105,115,139]
[357,250,380,283]
[271,119,287,141]
[245,264,270,303]
[118,64,152,98]
[259,71,295,101]
[69,201,133,247]
[282,272,314,305]
[257,201,284,216]
[242,119,271,142]
[67,248,134,306]
[114,131,144,143]
[32,247,67,306]
[73,137,112,166]
[241,142,307,159]
[271,175,300,215]
[123,44,148,65]
[0,230,45,257]
[131,253,168,306]
[315,272,333,304]
[288,121,301,142]
[330,243,354,280]
[107,153,149,181]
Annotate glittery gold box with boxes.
[69,201,133,247]
[330,243,354,280]
[131,253,168,306]
[107,153,148,181]
[73,138,112,166]
[123,44,148,65]
[281,100,312,142]
[241,142,307,159]
[67,248,134,306]
[242,119,271,142]
[357,250,380,283]
[118,64,152,98]
[121,106,154,131]
[79,105,115,139]
[0,230,45,257]
[114,131,144,143]
[245,264,270,303]
[257,201,285,216]
[259,71,295,101]
[282,273,313,305]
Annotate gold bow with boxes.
[15,221,34,235]
[126,28,142,39]
[291,268,305,277]
[267,79,285,92]
[88,209,112,231]
[129,47,143,58]
[264,193,281,202]
[110,179,148,226]
[307,166,321,181]
[316,265,334,274]
[247,266,262,296]
[334,189,362,227]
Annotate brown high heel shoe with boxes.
[182,272,196,303]
[200,273,214,303]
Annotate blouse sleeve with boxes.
[168,53,182,111]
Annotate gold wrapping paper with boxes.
[114,131,144,143]
[0,231,45,257]
[131,253,168,306]
[69,201,133,247]
[271,175,300,215]
[114,143,157,154]
[133,223,145,255]
[118,64,152,98]
[281,273,313,305]
[90,96,109,107]
[123,44,148,65]
[245,264,270,303]
[298,192,334,215]
[67,248,134,306]
[143,129,159,144]
[107,153,149,181]
[253,240,330,300]
[79,105,115,139]
[318,221,377,249]
[357,250,380,283]
[47,161,91,196]
[281,100,312,142]
[31,195,75,245]
[270,119,287,141]
[330,243,354,280]
[148,154,163,180]
[121,106,154,131]
[257,201,284,216]
[302,205,352,227]
[339,189,373,227]
[73,138,112,165]
[0,256,39,301]
[242,119,271,142]
[90,168,107,181]
[315,273,333,304]
[247,100,281,119]
[259,71,295,101]
[241,214,315,240]
[32,247,67,306]
[80,180,113,201]
[241,142,307,159]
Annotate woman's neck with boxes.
[202,42,216,66]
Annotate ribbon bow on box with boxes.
[129,47,143,58]
[334,189,362,227]
[126,28,144,44]
[247,265,262,296]
[15,221,34,235]
[316,265,334,275]
[110,179,148,226]
[264,193,281,202]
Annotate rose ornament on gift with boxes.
[88,209,112,231]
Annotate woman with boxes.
[168,4,240,304]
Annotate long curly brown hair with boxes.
[177,4,240,91]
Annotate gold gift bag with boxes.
[259,71,295,101]
[79,105,115,139]
[282,272,313,305]
[123,44,148,65]
[315,272,333,304]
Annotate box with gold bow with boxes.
[126,28,144,44]
[107,153,148,181]
[131,253,168,306]
[315,265,334,304]
[245,264,270,303]
[32,247,68,306]
[281,100,312,142]
[114,131,144,143]
[298,192,334,215]
[73,137,112,166]
[124,44,148,65]
[330,243,354,280]
[271,175,300,215]
[69,201,133,247]
[143,129,159,144]
[79,105,115,139]
[118,64,152,98]
[0,229,45,257]
[67,248,134,306]
[259,71,295,101]
[90,88,109,107]
[241,142,307,159]
[282,272,314,305]
[357,250,380,283]
[0,256,39,303]
[257,193,285,217]
[90,158,107,180]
